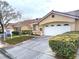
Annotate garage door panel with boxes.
[61,26,70,33]
[43,24,70,36]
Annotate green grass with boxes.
[4,35,33,45]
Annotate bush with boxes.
[49,34,79,59]
[12,31,20,35]
[21,30,33,35]
[0,31,3,34]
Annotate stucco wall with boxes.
[21,26,31,30]
[39,14,75,25]
[32,24,41,35]
[70,23,75,31]
[75,20,79,31]
[7,26,14,31]
[38,14,78,35]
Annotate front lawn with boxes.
[4,35,33,45]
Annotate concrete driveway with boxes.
[6,36,56,59]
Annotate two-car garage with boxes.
[43,23,70,36]
[38,10,78,36]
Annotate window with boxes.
[57,24,61,26]
[51,25,54,26]
[64,24,69,26]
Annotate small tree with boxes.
[0,1,21,40]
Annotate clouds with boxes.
[3,0,79,20]
[3,0,55,19]
[50,0,79,11]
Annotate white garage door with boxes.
[43,24,70,36]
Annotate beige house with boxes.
[7,10,79,36]
[37,10,79,36]
[10,18,41,34]
[6,23,15,31]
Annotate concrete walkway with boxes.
[5,36,79,59]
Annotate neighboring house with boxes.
[13,18,41,34]
[6,10,79,36]
[32,18,42,35]
[38,10,79,36]
[0,23,15,32]
[6,23,15,31]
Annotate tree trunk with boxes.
[0,22,5,41]
[1,23,4,33]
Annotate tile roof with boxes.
[13,18,41,27]
[66,10,79,17]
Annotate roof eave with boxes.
[38,10,79,24]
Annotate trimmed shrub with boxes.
[21,30,33,35]
[0,31,3,34]
[0,30,3,34]
[12,31,20,35]
[49,34,79,59]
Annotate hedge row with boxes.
[12,30,33,35]
[21,30,33,35]
[49,32,79,59]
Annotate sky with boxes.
[2,0,79,22]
